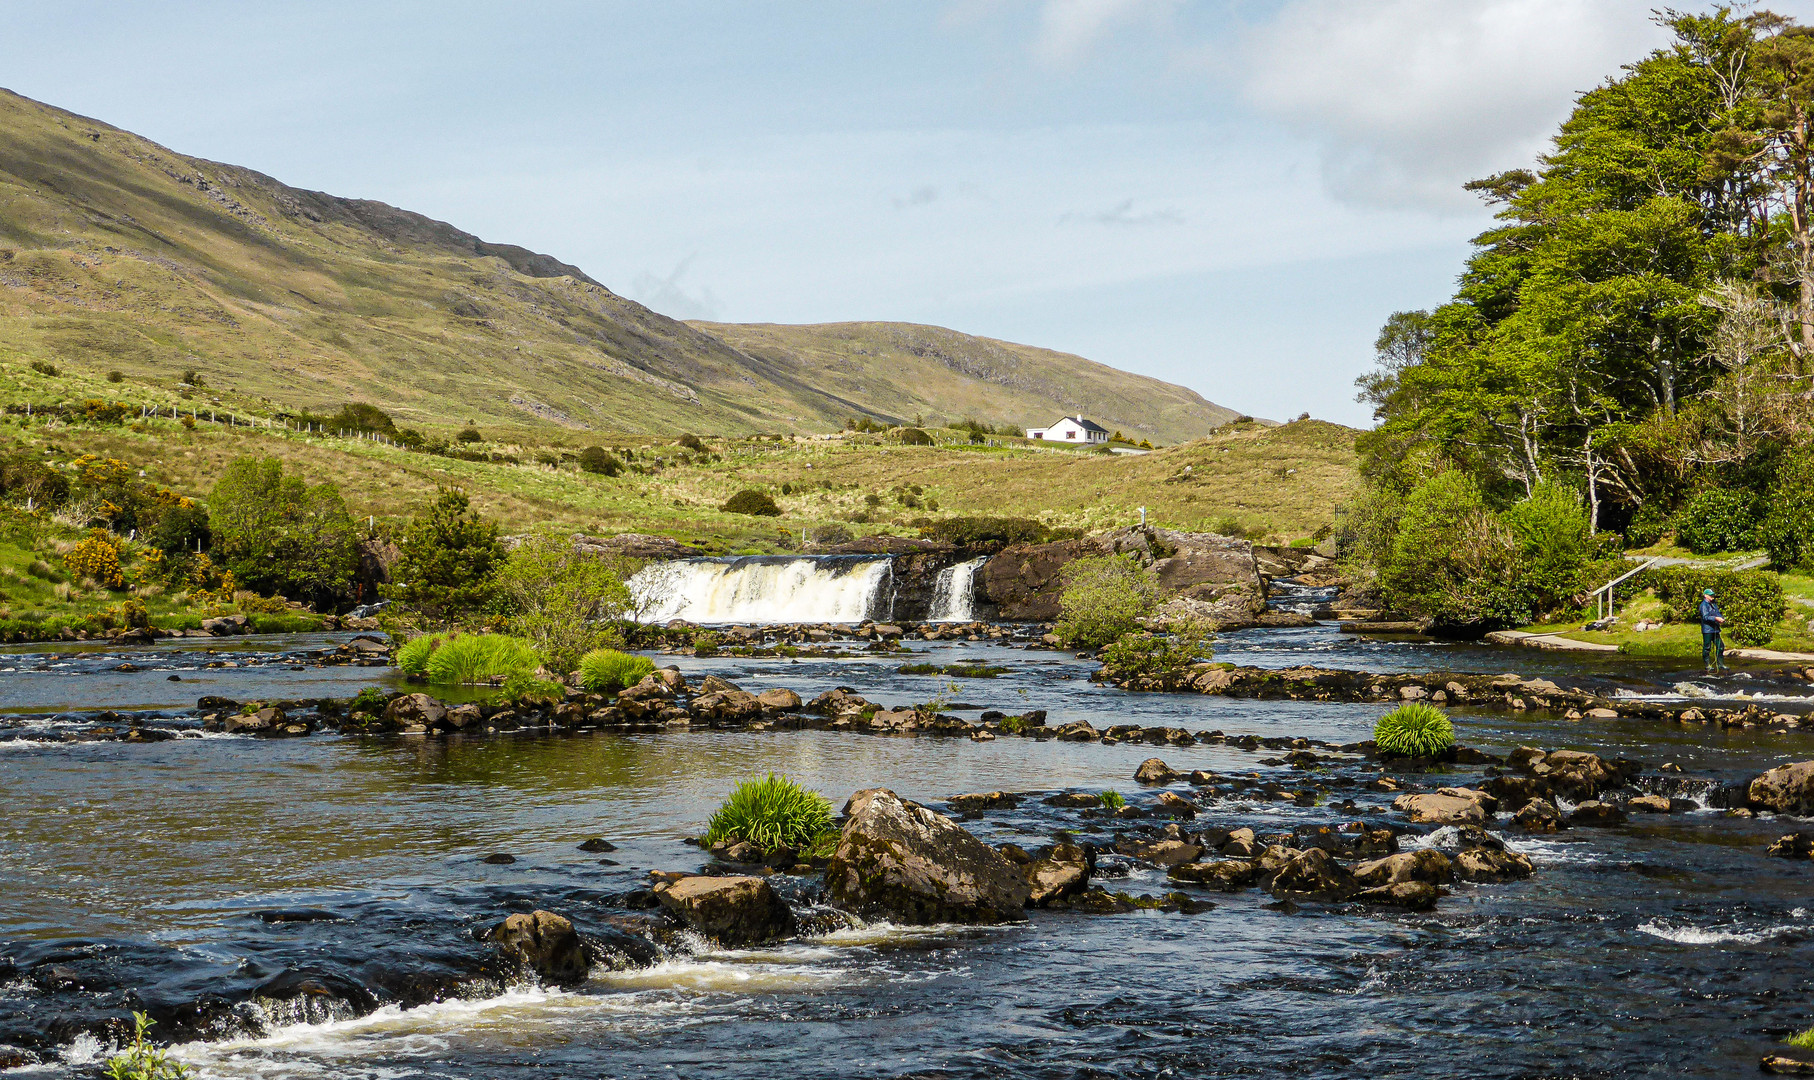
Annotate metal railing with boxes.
[1591,556,1662,622]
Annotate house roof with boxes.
[1064,416,1109,433]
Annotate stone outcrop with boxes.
[1749,761,1814,816]
[979,526,1264,624]
[1266,847,1359,901]
[1024,842,1094,905]
[825,789,1031,923]
[653,875,796,947]
[1394,790,1491,825]
[384,692,446,731]
[484,910,590,985]
[1353,849,1454,888]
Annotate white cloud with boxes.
[1031,0,1177,66]
[1237,0,1671,210]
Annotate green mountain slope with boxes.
[691,321,1238,442]
[0,88,1236,439]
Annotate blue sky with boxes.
[7,1,1805,427]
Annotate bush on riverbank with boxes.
[723,489,781,516]
[703,773,835,854]
[578,648,655,692]
[1760,450,1814,572]
[211,456,358,608]
[1638,566,1784,648]
[1373,702,1454,759]
[1055,554,1161,648]
[1673,488,1758,554]
[385,489,507,621]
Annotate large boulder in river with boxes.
[384,693,446,729]
[654,875,796,947]
[1353,849,1454,888]
[979,527,1264,624]
[1749,761,1814,816]
[484,910,590,985]
[1024,842,1094,905]
[1266,847,1358,901]
[1393,791,1490,825]
[825,789,1031,923]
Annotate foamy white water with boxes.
[928,557,987,622]
[629,557,892,624]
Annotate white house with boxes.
[1025,416,1109,444]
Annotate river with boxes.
[3,624,1813,1077]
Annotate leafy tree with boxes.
[385,489,505,618]
[493,534,637,671]
[1760,449,1814,569]
[1055,554,1161,648]
[723,490,781,516]
[578,446,622,476]
[209,457,357,605]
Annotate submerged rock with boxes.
[654,875,796,947]
[1355,880,1440,910]
[1168,859,1257,891]
[484,910,590,985]
[1568,801,1627,827]
[825,788,1031,923]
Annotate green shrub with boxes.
[579,648,656,692]
[424,633,540,685]
[1097,790,1126,811]
[1623,499,1674,548]
[29,360,58,377]
[677,433,708,452]
[385,489,506,618]
[1373,702,1455,758]
[723,489,781,516]
[1055,554,1161,649]
[920,516,1053,548]
[107,370,124,383]
[455,426,483,444]
[1638,566,1785,647]
[493,534,637,671]
[702,773,834,854]
[578,446,622,476]
[1097,623,1214,681]
[1760,450,1814,572]
[210,456,358,606]
[1673,488,1757,554]
[104,1011,190,1080]
[895,427,934,446]
[350,687,390,714]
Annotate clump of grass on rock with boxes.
[703,773,835,855]
[1373,702,1455,759]
[579,648,655,693]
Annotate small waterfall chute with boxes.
[629,556,893,624]
[929,557,988,622]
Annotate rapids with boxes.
[3,624,1814,1077]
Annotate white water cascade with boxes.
[629,556,894,624]
[928,557,987,621]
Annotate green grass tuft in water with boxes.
[703,773,835,854]
[578,648,656,693]
[1373,702,1455,758]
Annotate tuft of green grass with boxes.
[1786,1027,1814,1049]
[702,773,835,854]
[1374,702,1455,758]
[1098,790,1126,811]
[499,670,565,706]
[578,648,656,693]
[397,631,541,684]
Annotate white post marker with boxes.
[1139,506,1147,527]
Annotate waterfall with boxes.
[628,556,894,624]
[929,557,987,622]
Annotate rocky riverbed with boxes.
[6,623,1814,1077]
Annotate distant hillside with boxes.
[0,89,1241,439]
[691,321,1237,444]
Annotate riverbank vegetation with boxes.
[1342,10,1814,652]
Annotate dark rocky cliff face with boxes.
[824,537,972,622]
[979,527,1264,625]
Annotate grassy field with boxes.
[1519,570,1814,659]
[0,88,1235,443]
[0,395,1359,549]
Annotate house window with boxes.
[1066,430,1076,439]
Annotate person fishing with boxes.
[1700,587,1727,673]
